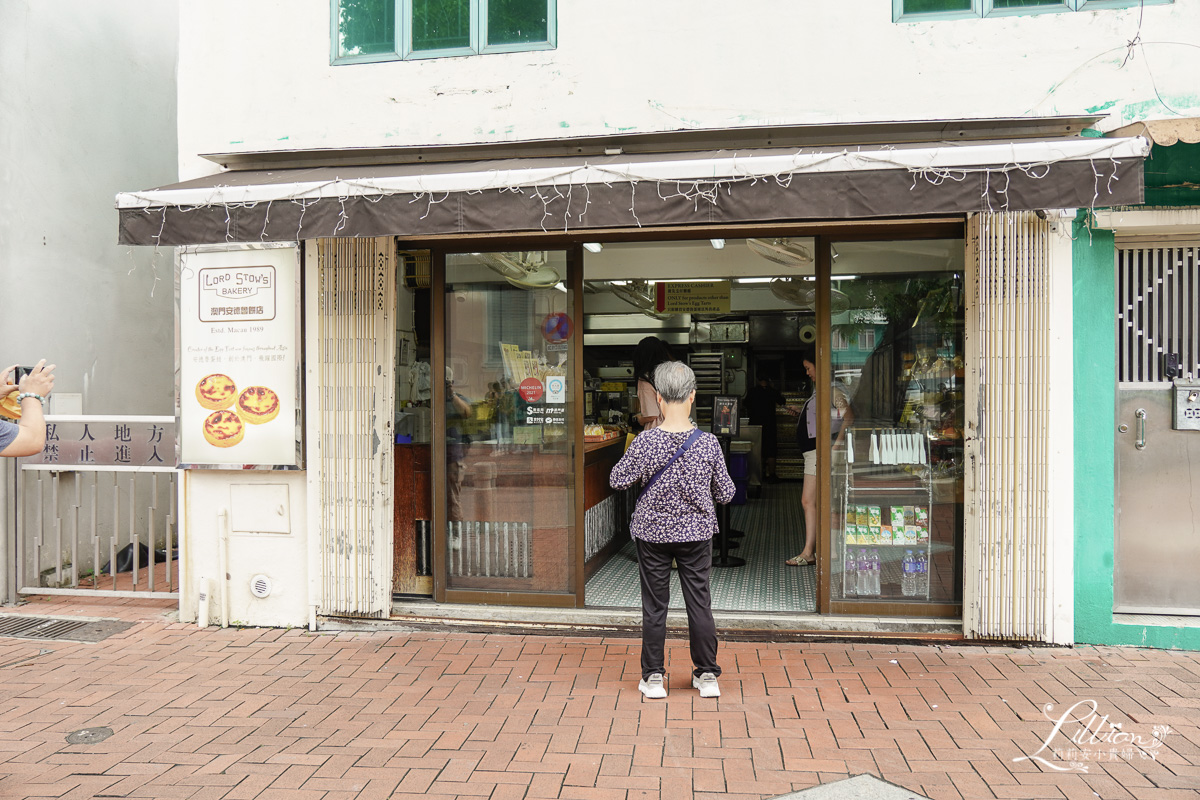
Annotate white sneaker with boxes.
[692,672,720,698]
[638,673,667,699]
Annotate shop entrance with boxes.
[579,237,966,619]
[390,235,965,622]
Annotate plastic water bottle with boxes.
[916,550,928,597]
[870,549,881,597]
[857,549,871,597]
[844,549,857,597]
[902,550,915,597]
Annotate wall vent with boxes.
[249,575,272,599]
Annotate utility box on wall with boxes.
[181,472,308,628]
[1173,380,1200,431]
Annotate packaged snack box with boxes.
[915,506,929,543]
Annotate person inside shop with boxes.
[0,361,55,457]
[632,336,675,431]
[609,360,735,700]
[744,373,785,482]
[784,347,853,567]
[445,367,472,539]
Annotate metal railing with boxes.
[16,466,177,598]
[4,415,179,600]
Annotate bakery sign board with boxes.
[179,246,301,468]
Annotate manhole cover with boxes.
[0,616,134,643]
[66,727,113,745]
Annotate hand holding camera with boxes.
[2,360,55,399]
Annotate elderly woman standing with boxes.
[609,361,735,699]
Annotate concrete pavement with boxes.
[0,596,1197,800]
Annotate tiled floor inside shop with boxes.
[585,480,816,612]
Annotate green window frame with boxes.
[894,0,1171,22]
[332,0,556,64]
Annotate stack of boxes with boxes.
[845,504,929,545]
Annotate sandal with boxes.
[785,555,813,566]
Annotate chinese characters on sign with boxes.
[199,266,277,322]
[33,420,174,467]
[655,281,731,314]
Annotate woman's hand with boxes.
[18,360,55,397]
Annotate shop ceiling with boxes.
[116,117,1148,247]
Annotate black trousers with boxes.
[635,537,721,681]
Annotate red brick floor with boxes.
[0,598,1197,800]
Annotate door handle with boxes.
[1135,408,1147,450]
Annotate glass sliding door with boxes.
[826,239,965,615]
[441,250,578,598]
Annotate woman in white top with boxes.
[633,336,674,431]
[784,348,853,566]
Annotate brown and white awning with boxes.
[116,136,1149,246]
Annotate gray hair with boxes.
[653,361,695,404]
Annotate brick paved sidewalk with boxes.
[0,598,1197,800]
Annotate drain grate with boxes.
[0,615,134,643]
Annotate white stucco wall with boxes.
[180,470,309,628]
[177,0,1199,179]
[0,0,179,414]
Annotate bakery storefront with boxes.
[118,122,1146,641]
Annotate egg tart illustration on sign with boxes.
[237,386,280,424]
[196,374,237,410]
[203,408,245,448]
[194,375,282,449]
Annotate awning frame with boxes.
[116,136,1150,247]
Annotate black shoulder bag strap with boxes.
[638,428,703,501]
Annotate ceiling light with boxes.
[736,277,774,284]
[710,239,725,250]
[583,242,603,253]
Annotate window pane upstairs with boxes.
[992,0,1066,8]
[903,0,973,12]
[412,0,472,52]
[336,0,396,57]
[487,0,549,45]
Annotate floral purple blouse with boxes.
[609,427,736,543]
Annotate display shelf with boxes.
[774,392,808,480]
[837,427,933,602]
